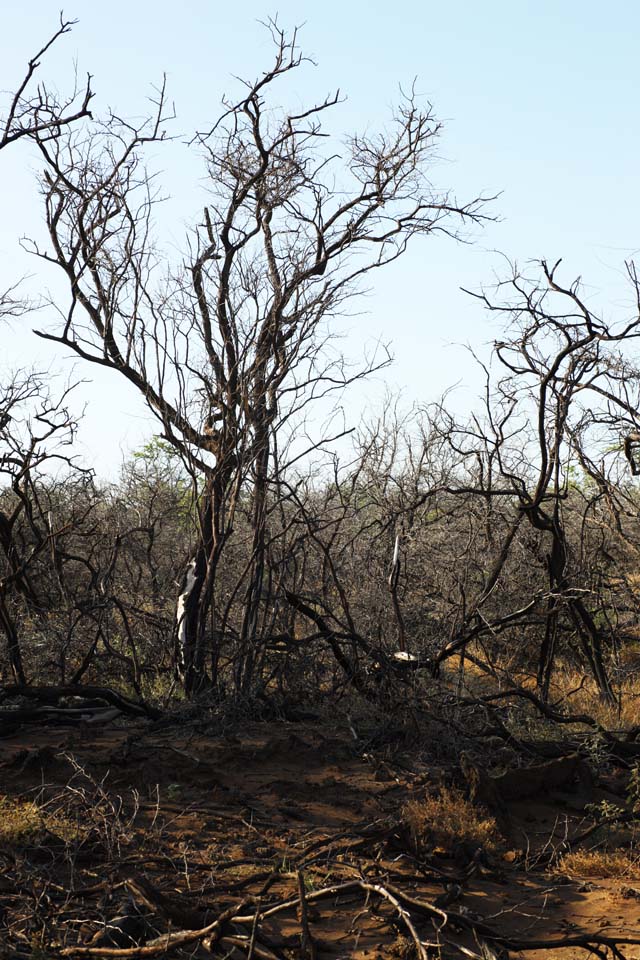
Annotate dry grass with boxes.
[559,848,640,880]
[402,786,501,855]
[442,644,640,736]
[549,668,640,731]
[0,794,82,846]
[388,936,415,958]
[0,795,44,844]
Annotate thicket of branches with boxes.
[3,17,640,731]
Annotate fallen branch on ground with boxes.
[0,684,159,719]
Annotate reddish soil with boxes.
[1,716,639,958]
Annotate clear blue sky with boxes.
[2,1,639,475]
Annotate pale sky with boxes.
[1,1,639,476]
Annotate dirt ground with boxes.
[1,714,640,959]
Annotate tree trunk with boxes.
[175,484,220,696]
[0,594,25,685]
[533,507,614,704]
[236,422,270,694]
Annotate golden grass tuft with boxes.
[442,652,640,734]
[0,795,43,844]
[559,849,640,880]
[549,669,640,731]
[403,786,501,854]
[0,794,82,846]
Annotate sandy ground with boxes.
[1,716,639,958]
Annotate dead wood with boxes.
[0,706,122,727]
[571,809,640,846]
[1,684,159,719]
[124,876,208,930]
[59,900,252,957]
[296,870,317,960]
[88,900,153,948]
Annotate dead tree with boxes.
[0,14,92,151]
[0,15,92,317]
[436,259,640,702]
[0,16,94,684]
[0,372,86,683]
[29,22,491,695]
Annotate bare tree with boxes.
[431,259,640,702]
[1,14,92,151]
[0,371,84,683]
[29,22,491,695]
[0,15,92,317]
[1,13,93,676]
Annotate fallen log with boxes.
[0,705,122,725]
[0,684,159,719]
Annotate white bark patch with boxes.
[176,559,198,674]
[392,533,400,570]
[388,533,400,587]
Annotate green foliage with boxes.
[129,434,195,520]
[585,798,625,823]
[133,436,182,466]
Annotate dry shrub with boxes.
[389,936,414,958]
[403,786,500,855]
[559,849,640,879]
